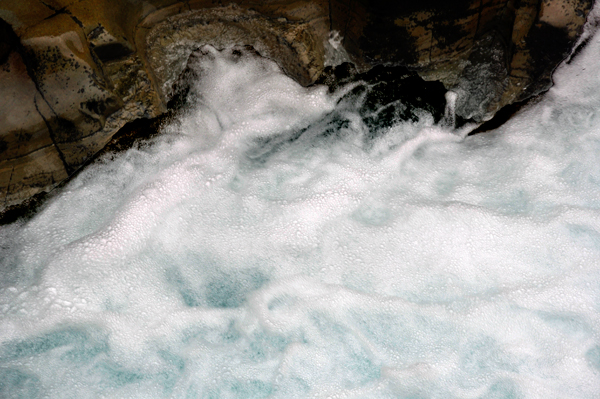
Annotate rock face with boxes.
[333,0,593,120]
[0,0,594,214]
[314,62,448,131]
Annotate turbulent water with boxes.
[2,16,600,399]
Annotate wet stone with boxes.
[314,62,447,134]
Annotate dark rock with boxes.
[354,0,476,65]
[92,42,134,63]
[315,62,447,132]
[0,18,17,65]
[454,30,510,122]
[519,22,574,100]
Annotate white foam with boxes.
[1,31,600,398]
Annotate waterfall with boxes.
[1,22,600,399]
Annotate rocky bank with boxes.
[0,0,593,214]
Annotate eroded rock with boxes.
[144,5,327,103]
[0,0,594,215]
[333,0,593,121]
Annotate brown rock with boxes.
[0,41,69,209]
[143,4,326,102]
[0,0,594,215]
[0,52,52,162]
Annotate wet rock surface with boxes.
[0,0,594,216]
[315,62,447,131]
[0,112,172,225]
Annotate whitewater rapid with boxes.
[2,13,600,399]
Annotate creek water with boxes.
[2,11,600,399]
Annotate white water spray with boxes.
[324,30,352,67]
[443,90,458,129]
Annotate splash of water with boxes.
[324,31,352,68]
[443,90,458,129]
[1,23,600,399]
